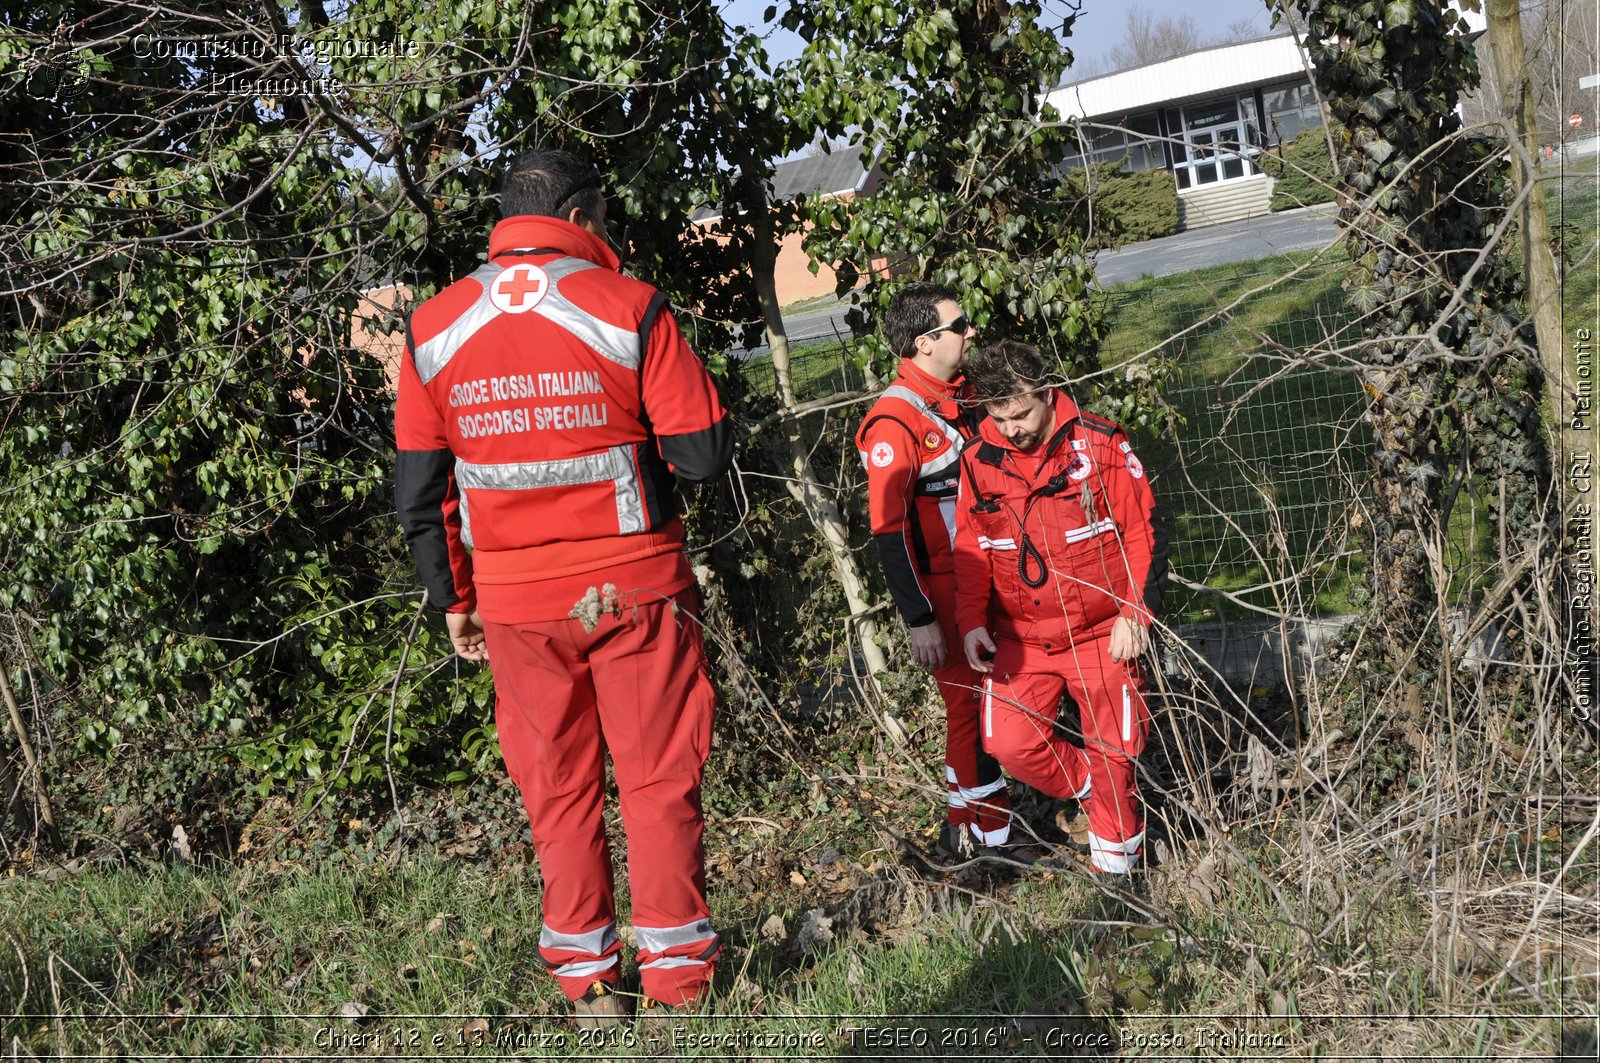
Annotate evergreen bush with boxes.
[1060,164,1180,249]
[1260,124,1338,211]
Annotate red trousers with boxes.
[981,631,1149,873]
[483,587,720,1004]
[926,573,1011,845]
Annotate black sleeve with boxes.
[395,447,468,610]
[1143,497,1170,617]
[873,531,936,628]
[659,413,733,483]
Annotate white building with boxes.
[1045,33,1324,229]
[1046,7,1489,232]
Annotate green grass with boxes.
[2,836,1572,1059]
[1097,250,1352,379]
[1553,169,1598,330]
[1096,251,1364,622]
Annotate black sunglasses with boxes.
[921,314,971,339]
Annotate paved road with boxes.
[740,206,1341,355]
[1092,205,1338,285]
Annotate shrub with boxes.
[1260,124,1338,211]
[1060,164,1181,249]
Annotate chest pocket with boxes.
[1062,483,1116,546]
[969,499,1017,556]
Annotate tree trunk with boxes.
[745,194,903,739]
[1485,0,1597,592]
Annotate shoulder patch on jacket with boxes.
[1074,412,1119,435]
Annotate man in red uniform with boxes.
[954,341,1168,875]
[856,283,1012,862]
[395,149,732,1023]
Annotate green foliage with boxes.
[0,3,499,831]
[1059,164,1181,248]
[781,0,1104,380]
[1260,125,1339,211]
[1273,0,1554,662]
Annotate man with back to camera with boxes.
[394,148,732,1024]
[855,282,1013,863]
[953,340,1168,875]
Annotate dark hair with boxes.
[885,281,962,359]
[965,339,1048,404]
[501,149,604,220]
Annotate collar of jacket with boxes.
[896,357,969,407]
[974,389,1083,470]
[488,215,619,270]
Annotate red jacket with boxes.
[856,359,980,627]
[953,391,1167,649]
[395,215,731,622]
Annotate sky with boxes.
[717,0,1282,77]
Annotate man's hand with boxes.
[909,621,947,671]
[445,610,489,662]
[964,628,997,673]
[1108,616,1149,662]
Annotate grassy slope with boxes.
[1555,162,1598,333]
[1096,252,1364,623]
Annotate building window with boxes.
[1259,82,1323,144]
[1061,111,1165,174]
[1170,96,1262,189]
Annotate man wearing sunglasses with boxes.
[396,149,731,1026]
[856,283,1013,865]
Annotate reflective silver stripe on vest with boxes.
[876,385,965,491]
[413,263,504,384]
[532,257,643,371]
[1064,517,1116,544]
[412,257,643,385]
[455,445,645,534]
[458,482,475,549]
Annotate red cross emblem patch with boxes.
[490,264,550,314]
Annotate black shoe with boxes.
[933,823,982,863]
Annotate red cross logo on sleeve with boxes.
[490,264,550,314]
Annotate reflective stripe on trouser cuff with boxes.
[1087,829,1144,874]
[947,763,1012,844]
[974,821,1011,846]
[538,921,621,981]
[545,955,618,980]
[636,918,718,972]
[946,765,1007,810]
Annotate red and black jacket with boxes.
[395,215,731,622]
[856,360,981,627]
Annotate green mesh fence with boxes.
[1099,269,1366,622]
[751,260,1368,622]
